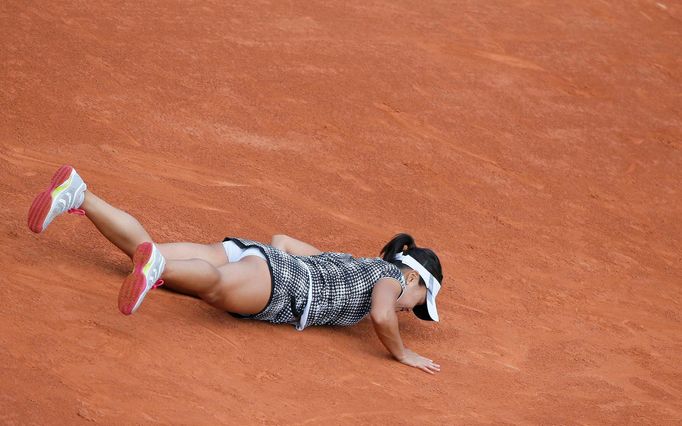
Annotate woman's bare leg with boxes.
[81,192,228,266]
[81,192,151,259]
[162,256,271,314]
[80,187,268,313]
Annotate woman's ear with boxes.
[407,270,420,286]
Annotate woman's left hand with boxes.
[399,348,441,374]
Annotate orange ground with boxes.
[2,1,681,424]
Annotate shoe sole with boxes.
[119,242,154,315]
[27,165,74,233]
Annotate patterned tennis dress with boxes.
[223,237,406,328]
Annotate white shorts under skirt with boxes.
[222,240,266,262]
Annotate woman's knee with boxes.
[199,282,229,307]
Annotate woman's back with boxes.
[296,252,405,326]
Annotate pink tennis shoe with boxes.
[27,165,87,233]
[118,242,166,315]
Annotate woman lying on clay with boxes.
[28,165,444,374]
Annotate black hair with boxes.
[380,233,443,286]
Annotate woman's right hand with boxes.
[399,348,441,374]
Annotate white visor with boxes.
[394,253,441,322]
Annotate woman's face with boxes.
[395,269,427,311]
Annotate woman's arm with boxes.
[271,234,322,256]
[370,278,441,374]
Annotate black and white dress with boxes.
[223,237,406,329]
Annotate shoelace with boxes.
[68,208,86,215]
[152,279,165,289]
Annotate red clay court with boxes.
[1,1,681,424]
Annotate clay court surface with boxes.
[2,0,681,424]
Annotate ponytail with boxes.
[380,233,444,285]
[380,233,416,262]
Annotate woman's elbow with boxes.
[370,309,392,325]
[271,234,289,249]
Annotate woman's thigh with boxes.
[211,256,272,315]
[158,242,228,267]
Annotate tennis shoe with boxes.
[118,242,166,315]
[27,165,87,233]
